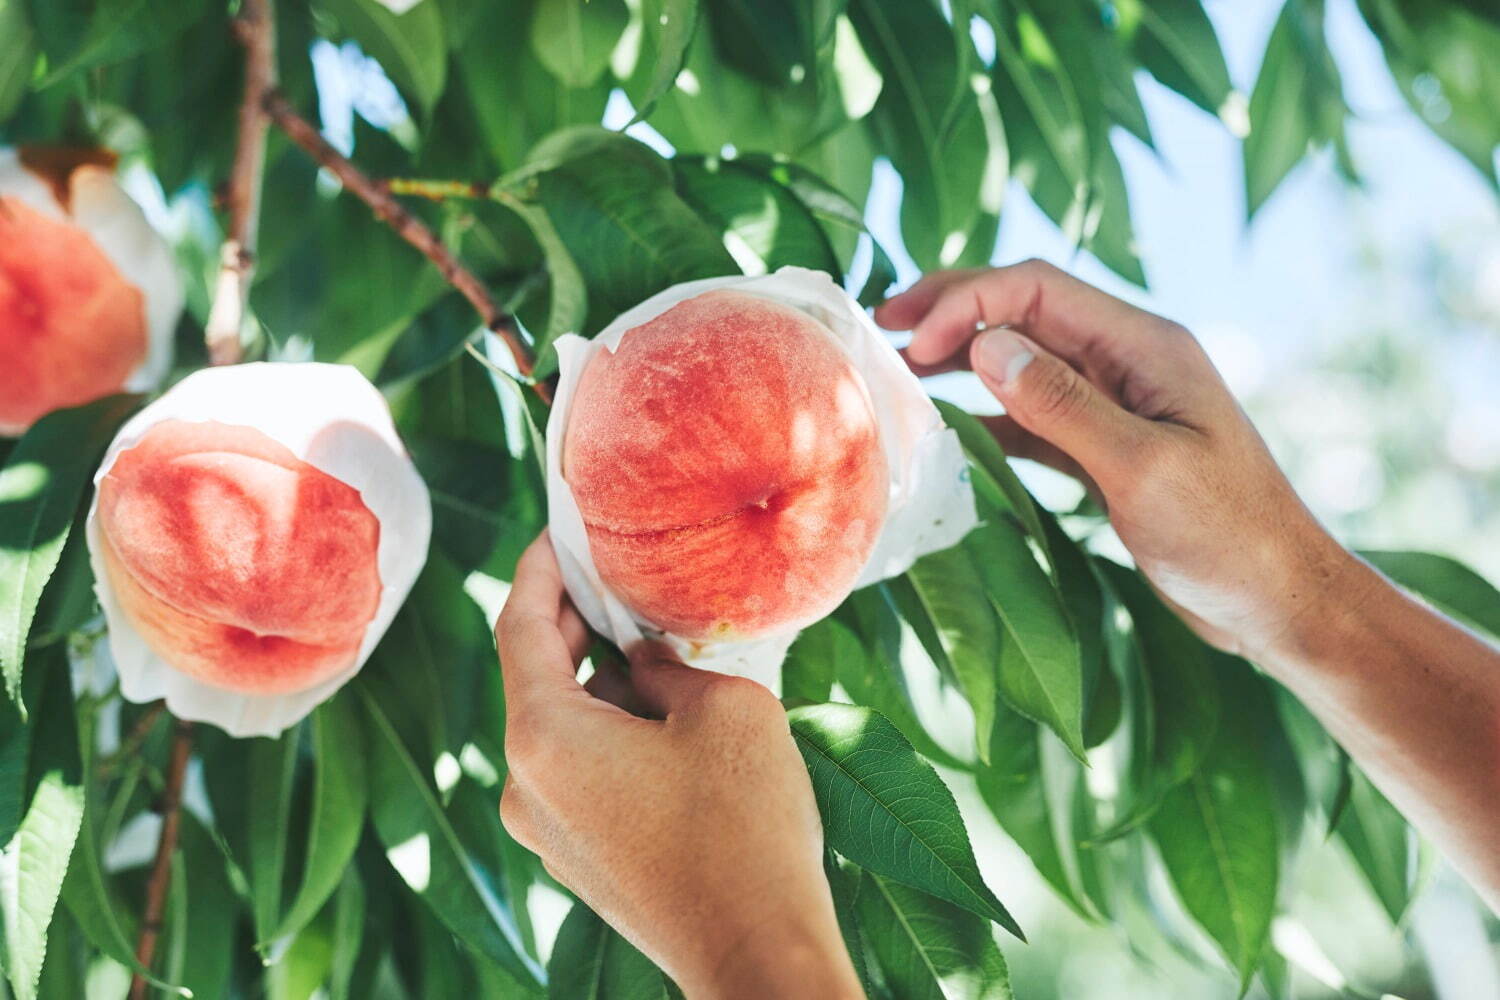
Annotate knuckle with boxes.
[498,784,533,846]
[696,676,782,722]
[1025,361,1086,422]
[503,715,552,777]
[1014,256,1058,280]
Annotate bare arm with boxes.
[878,260,1500,911]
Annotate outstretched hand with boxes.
[878,259,1361,661]
[494,534,864,1000]
[880,260,1500,913]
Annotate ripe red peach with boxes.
[564,290,889,640]
[0,147,179,436]
[94,419,383,695]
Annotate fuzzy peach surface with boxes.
[95,418,383,695]
[0,196,148,433]
[564,290,889,640]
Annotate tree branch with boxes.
[127,719,193,1000]
[263,90,543,389]
[203,0,277,366]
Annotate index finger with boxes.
[902,258,1163,368]
[495,532,588,711]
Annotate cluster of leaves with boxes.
[1,0,1498,998]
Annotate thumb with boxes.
[625,641,720,719]
[970,327,1145,486]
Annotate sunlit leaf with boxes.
[0,396,136,714]
[789,703,1024,940]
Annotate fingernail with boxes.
[974,328,1034,388]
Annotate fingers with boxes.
[970,327,1150,489]
[875,268,985,332]
[895,259,1164,369]
[495,533,588,712]
[624,641,718,718]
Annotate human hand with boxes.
[877,259,1365,661]
[495,533,864,1000]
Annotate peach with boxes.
[0,146,181,436]
[94,419,383,695]
[564,290,889,640]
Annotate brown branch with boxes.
[99,701,165,780]
[127,719,193,1000]
[203,0,277,366]
[263,90,542,387]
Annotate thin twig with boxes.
[98,701,165,781]
[203,0,277,366]
[127,719,193,1000]
[263,90,540,383]
[379,177,493,201]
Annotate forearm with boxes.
[1260,553,1500,910]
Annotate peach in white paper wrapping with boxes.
[0,148,181,435]
[546,266,978,690]
[86,363,432,737]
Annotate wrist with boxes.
[687,909,863,1000]
[1253,537,1389,669]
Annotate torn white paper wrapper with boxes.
[85,363,432,738]
[546,266,978,691]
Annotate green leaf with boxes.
[59,691,181,995]
[529,0,629,88]
[856,873,1014,1000]
[0,657,83,1000]
[853,0,998,268]
[905,546,1003,764]
[1098,562,1221,789]
[788,704,1024,940]
[249,730,300,953]
[1336,768,1413,925]
[989,6,1091,247]
[359,552,493,772]
[321,0,449,118]
[932,401,1050,566]
[966,520,1085,761]
[1116,0,1234,116]
[1148,664,1279,989]
[673,155,842,277]
[450,0,611,173]
[0,396,135,714]
[0,0,35,121]
[732,151,897,304]
[505,127,736,335]
[835,589,969,771]
[978,711,1094,921]
[176,814,239,1000]
[495,190,590,375]
[1359,549,1500,639]
[628,0,701,122]
[825,851,875,996]
[359,686,543,988]
[703,0,813,88]
[782,617,844,706]
[1357,0,1500,189]
[1244,0,1349,218]
[547,903,674,1000]
[270,693,369,951]
[28,0,210,86]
